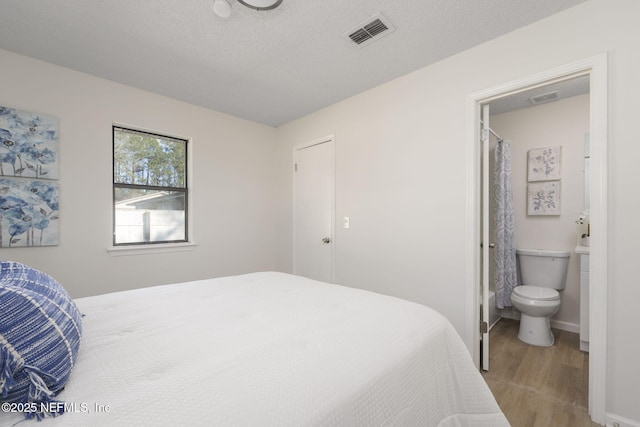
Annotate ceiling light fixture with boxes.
[213,0,231,18]
[237,0,283,11]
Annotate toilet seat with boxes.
[512,285,559,301]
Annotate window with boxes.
[113,126,188,246]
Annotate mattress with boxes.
[0,272,508,426]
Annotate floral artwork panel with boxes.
[0,178,59,247]
[0,106,59,180]
[527,181,561,216]
[527,146,561,182]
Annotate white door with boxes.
[293,137,335,283]
[481,105,491,371]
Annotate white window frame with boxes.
[108,124,195,256]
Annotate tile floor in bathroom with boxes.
[482,318,601,427]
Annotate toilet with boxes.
[510,249,571,347]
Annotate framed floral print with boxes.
[527,181,561,216]
[527,146,561,182]
[0,106,60,247]
[0,106,59,180]
[0,178,59,247]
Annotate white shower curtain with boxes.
[493,139,517,309]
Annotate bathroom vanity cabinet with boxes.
[576,246,590,352]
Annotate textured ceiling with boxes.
[0,0,587,127]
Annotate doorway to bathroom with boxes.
[465,54,608,425]
[485,75,589,335]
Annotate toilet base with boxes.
[517,313,555,347]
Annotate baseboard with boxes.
[499,309,519,321]
[550,319,579,334]
[606,413,640,427]
[488,316,500,331]
[580,340,589,352]
[498,310,580,334]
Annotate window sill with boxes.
[107,242,197,257]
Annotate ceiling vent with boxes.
[529,91,559,105]
[343,13,395,48]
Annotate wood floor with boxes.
[482,318,601,427]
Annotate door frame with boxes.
[464,53,608,424]
[480,104,491,371]
[292,135,336,282]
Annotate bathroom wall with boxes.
[489,93,589,330]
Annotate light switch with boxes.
[343,216,350,229]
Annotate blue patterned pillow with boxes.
[0,261,82,420]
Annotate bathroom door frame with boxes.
[464,53,608,425]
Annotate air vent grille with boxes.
[344,13,395,47]
[363,19,388,38]
[530,91,559,105]
[349,28,373,45]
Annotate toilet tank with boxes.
[516,249,571,290]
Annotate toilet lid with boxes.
[512,285,559,301]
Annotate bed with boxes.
[1,270,508,426]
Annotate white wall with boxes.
[489,94,590,329]
[275,0,639,423]
[0,48,278,298]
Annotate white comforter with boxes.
[1,272,508,426]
